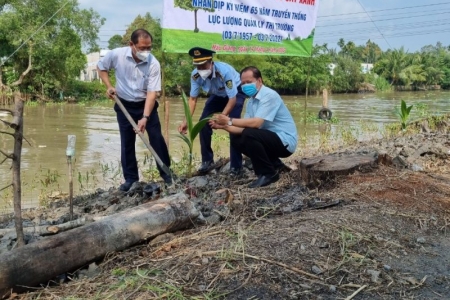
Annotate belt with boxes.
[118,97,146,108]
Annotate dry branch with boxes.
[9,44,32,88]
[0,131,14,137]
[0,184,12,193]
[0,149,13,159]
[344,284,367,300]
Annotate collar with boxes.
[252,85,264,100]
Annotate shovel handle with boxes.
[113,96,171,176]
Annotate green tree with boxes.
[373,47,408,85]
[331,56,364,93]
[108,34,125,50]
[122,13,162,47]
[0,0,104,99]
[174,0,215,32]
[362,40,382,63]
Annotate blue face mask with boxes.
[242,82,258,97]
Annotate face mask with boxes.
[198,69,212,80]
[242,82,258,97]
[134,47,150,61]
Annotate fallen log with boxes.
[0,216,106,239]
[300,151,379,187]
[0,193,199,297]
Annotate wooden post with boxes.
[12,92,25,247]
[322,88,328,108]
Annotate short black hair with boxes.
[130,29,153,44]
[240,66,263,80]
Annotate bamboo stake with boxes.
[66,135,76,220]
[12,92,25,247]
[67,156,73,220]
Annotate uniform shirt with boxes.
[189,62,240,98]
[244,85,298,153]
[97,47,161,102]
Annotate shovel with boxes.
[113,95,172,177]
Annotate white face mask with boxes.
[136,51,150,61]
[198,69,212,80]
[134,46,150,61]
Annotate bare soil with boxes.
[1,123,450,300]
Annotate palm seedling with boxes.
[178,89,211,176]
[395,99,413,130]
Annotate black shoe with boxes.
[143,182,161,196]
[274,160,291,173]
[119,181,137,192]
[198,160,214,173]
[230,167,243,177]
[248,173,280,188]
[162,175,173,186]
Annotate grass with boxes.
[162,28,314,57]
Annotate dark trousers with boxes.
[199,90,246,169]
[231,128,292,176]
[114,100,171,183]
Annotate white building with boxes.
[327,63,374,75]
[80,49,110,81]
[360,63,374,74]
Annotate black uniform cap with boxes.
[188,47,216,65]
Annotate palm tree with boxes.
[374,47,408,85]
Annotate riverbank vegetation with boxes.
[1,7,450,103]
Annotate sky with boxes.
[78,0,450,52]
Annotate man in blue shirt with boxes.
[97,28,171,191]
[211,66,298,188]
[178,47,246,175]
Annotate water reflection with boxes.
[1,91,449,211]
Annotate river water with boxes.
[1,91,449,212]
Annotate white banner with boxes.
[162,0,320,56]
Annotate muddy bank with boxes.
[0,120,449,299]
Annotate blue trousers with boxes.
[199,91,246,169]
[114,100,171,183]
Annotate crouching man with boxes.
[210,66,298,188]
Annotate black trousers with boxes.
[230,128,292,176]
[114,100,171,183]
[199,90,246,169]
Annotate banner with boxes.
[162,0,319,57]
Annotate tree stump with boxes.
[300,151,379,187]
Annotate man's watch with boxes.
[143,115,150,120]
[227,118,233,126]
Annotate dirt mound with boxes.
[1,125,450,299]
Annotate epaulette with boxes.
[192,73,200,80]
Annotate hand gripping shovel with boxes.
[113,95,172,178]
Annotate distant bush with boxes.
[64,80,107,101]
[375,76,391,92]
